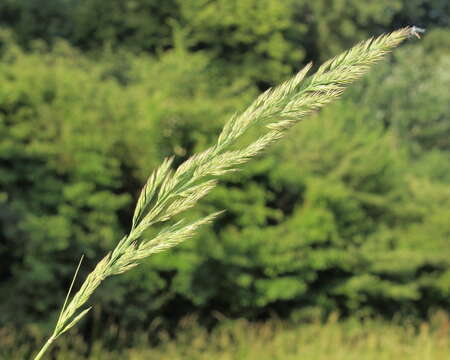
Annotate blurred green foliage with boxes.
[1,0,448,85]
[0,0,449,340]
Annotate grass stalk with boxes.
[33,27,413,359]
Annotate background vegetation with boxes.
[0,0,449,357]
[3,313,450,359]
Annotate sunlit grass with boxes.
[128,315,450,360]
[3,314,449,360]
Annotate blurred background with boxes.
[0,1,449,358]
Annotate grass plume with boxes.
[33,27,412,359]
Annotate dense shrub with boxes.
[1,0,448,85]
[155,100,450,320]
[0,21,449,336]
[0,31,249,328]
